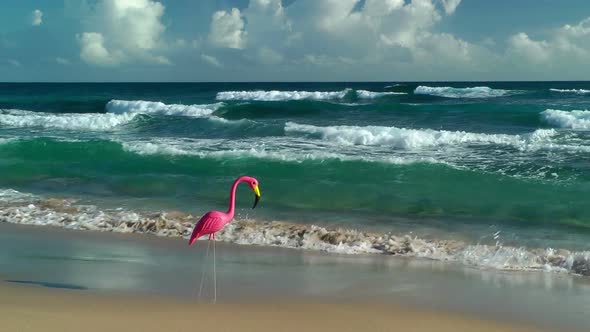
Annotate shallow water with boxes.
[1,82,590,275]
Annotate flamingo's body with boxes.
[189,176,260,303]
[189,175,261,245]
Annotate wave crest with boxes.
[0,100,224,131]
[549,88,590,95]
[284,122,556,150]
[541,109,590,129]
[215,89,403,101]
[0,109,137,131]
[414,86,511,98]
[106,100,223,117]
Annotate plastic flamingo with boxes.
[188,176,261,303]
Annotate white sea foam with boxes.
[216,89,350,101]
[0,137,15,144]
[284,122,561,151]
[106,100,223,117]
[120,138,445,165]
[1,188,589,277]
[0,109,138,131]
[542,109,590,129]
[356,90,407,98]
[0,100,225,131]
[549,88,590,95]
[215,89,400,101]
[414,86,511,98]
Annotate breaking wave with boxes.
[414,86,511,98]
[542,109,590,130]
[1,188,589,277]
[106,100,223,117]
[549,88,590,95]
[284,122,562,151]
[356,90,407,98]
[0,100,224,131]
[215,89,403,101]
[0,109,138,131]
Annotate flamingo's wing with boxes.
[188,213,222,245]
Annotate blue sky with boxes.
[1,0,590,81]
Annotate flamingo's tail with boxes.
[188,230,202,246]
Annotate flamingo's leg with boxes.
[197,238,211,300]
[213,233,217,304]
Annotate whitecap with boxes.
[549,88,590,95]
[414,86,511,98]
[106,100,223,117]
[541,109,590,130]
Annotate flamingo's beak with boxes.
[252,185,261,209]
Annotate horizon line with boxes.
[1,80,589,84]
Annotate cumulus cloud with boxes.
[77,0,169,66]
[198,0,484,79]
[32,9,43,26]
[209,8,246,49]
[507,33,550,64]
[507,17,590,67]
[280,0,477,71]
[440,0,461,15]
[78,32,123,66]
[201,54,223,67]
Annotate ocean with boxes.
[1,82,590,276]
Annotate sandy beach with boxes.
[0,280,555,332]
[1,223,589,331]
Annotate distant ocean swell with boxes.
[1,189,589,277]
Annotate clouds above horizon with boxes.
[2,0,590,81]
[76,0,169,66]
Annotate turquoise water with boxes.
[1,82,590,251]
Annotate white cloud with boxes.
[32,9,43,26]
[209,8,246,49]
[78,32,123,66]
[78,0,169,66]
[284,0,473,69]
[196,0,486,79]
[507,17,590,67]
[440,0,461,15]
[507,33,550,64]
[55,57,71,65]
[201,54,222,67]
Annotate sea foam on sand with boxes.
[1,189,589,277]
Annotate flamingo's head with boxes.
[240,176,261,209]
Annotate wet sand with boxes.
[0,223,588,331]
[0,281,553,332]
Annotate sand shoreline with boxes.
[0,281,556,332]
[1,223,588,331]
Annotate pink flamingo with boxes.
[188,175,261,302]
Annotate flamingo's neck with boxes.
[226,177,245,216]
